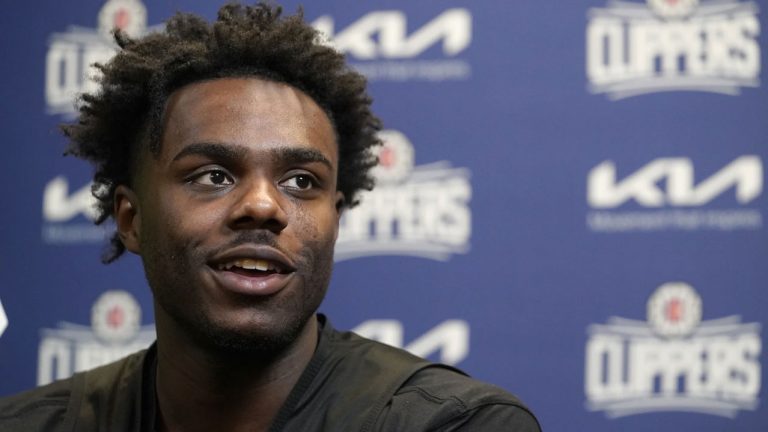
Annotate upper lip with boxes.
[208,245,297,273]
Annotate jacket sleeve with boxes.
[0,378,75,432]
[374,366,541,432]
[433,402,542,432]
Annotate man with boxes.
[0,3,540,431]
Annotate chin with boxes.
[194,311,315,356]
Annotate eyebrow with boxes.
[172,142,247,163]
[172,142,333,170]
[273,147,333,170]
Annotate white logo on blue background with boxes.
[37,290,155,386]
[584,282,762,418]
[335,130,472,261]
[586,0,760,99]
[586,156,764,232]
[46,0,153,115]
[314,9,472,82]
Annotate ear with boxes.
[334,191,345,217]
[114,185,141,254]
[333,191,345,240]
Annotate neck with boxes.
[153,314,318,432]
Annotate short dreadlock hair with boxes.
[62,2,381,263]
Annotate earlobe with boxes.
[114,185,141,254]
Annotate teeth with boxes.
[243,259,270,271]
[218,259,275,272]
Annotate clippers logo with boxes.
[41,176,106,244]
[586,0,760,99]
[98,0,146,39]
[37,290,155,386]
[91,290,141,342]
[46,0,151,115]
[585,282,762,418]
[353,319,469,365]
[647,283,702,337]
[586,156,764,231]
[335,130,472,261]
[313,9,472,81]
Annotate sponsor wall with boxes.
[0,0,766,430]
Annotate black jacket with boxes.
[0,316,541,431]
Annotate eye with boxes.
[191,169,234,186]
[281,174,316,191]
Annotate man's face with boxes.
[117,77,342,353]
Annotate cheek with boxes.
[284,203,338,270]
[182,204,225,235]
[296,202,339,243]
[140,194,224,249]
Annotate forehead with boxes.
[159,77,337,164]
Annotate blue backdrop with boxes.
[1,1,766,431]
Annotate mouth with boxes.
[216,258,291,277]
[208,247,297,296]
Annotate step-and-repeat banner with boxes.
[1,1,766,430]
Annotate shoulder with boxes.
[0,376,76,432]
[324,323,432,373]
[378,366,542,432]
[0,348,150,432]
[314,318,540,431]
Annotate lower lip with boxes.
[209,268,294,296]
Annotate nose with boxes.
[227,178,288,233]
